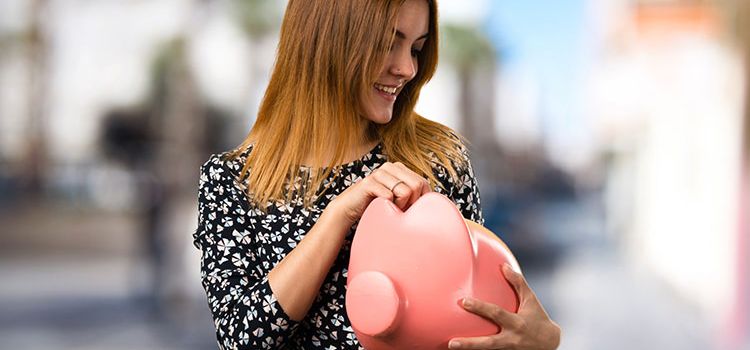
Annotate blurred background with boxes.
[0,0,748,349]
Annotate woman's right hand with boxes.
[327,162,432,227]
[269,162,431,321]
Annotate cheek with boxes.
[360,89,381,117]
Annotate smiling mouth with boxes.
[374,83,400,96]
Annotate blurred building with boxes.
[589,1,747,348]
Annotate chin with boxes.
[366,112,393,125]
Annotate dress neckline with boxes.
[298,142,383,172]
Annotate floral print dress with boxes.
[193,142,484,349]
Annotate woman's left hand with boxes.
[448,264,561,350]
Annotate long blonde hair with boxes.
[229,0,467,208]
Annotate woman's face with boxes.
[361,0,429,125]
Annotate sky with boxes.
[485,0,595,166]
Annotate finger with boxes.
[389,162,428,208]
[417,176,431,196]
[502,264,532,302]
[371,167,410,209]
[361,175,394,203]
[377,164,414,209]
[448,335,505,350]
[391,163,424,207]
[395,163,432,196]
[378,163,413,207]
[461,297,518,329]
[421,178,432,195]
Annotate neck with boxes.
[301,120,379,168]
[343,120,380,163]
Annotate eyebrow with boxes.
[395,30,429,41]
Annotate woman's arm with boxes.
[266,205,351,321]
[195,156,300,350]
[268,161,432,321]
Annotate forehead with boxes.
[395,0,430,38]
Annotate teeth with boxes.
[374,83,398,95]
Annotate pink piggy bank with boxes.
[346,192,521,349]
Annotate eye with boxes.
[411,48,422,57]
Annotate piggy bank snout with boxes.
[345,271,402,337]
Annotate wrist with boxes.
[320,200,355,236]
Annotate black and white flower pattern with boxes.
[193,141,484,349]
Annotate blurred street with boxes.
[0,193,717,350]
[0,199,216,350]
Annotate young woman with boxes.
[193,0,561,349]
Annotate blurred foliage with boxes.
[716,0,750,49]
[440,23,496,71]
[231,0,282,38]
[0,32,23,51]
[736,0,750,49]
[148,38,187,105]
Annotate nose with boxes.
[388,48,416,80]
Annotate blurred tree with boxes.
[142,36,206,319]
[440,24,549,187]
[0,32,12,161]
[718,0,750,347]
[734,1,750,154]
[122,1,208,319]
[737,1,750,348]
[21,0,49,196]
[230,0,283,134]
[440,24,496,150]
[149,38,206,191]
[716,0,749,145]
[233,0,282,38]
[441,23,573,265]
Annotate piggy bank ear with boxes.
[348,193,476,277]
[465,220,521,313]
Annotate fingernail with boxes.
[449,340,461,349]
[462,297,473,307]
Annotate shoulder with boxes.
[194,147,254,250]
[425,127,471,173]
[413,116,470,163]
[422,138,474,196]
[199,145,253,190]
